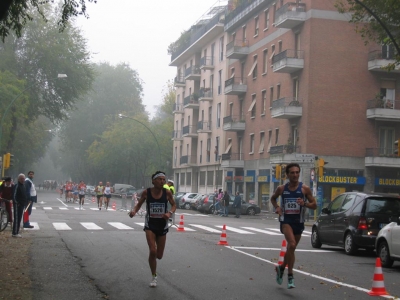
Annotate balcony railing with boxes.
[173,103,184,113]
[226,39,249,59]
[183,94,199,107]
[184,65,201,80]
[223,115,245,124]
[366,99,398,109]
[182,125,198,137]
[366,99,400,121]
[274,2,306,28]
[199,88,213,101]
[221,153,244,161]
[272,49,304,73]
[368,48,400,72]
[223,115,245,131]
[197,121,212,131]
[180,155,197,165]
[174,76,186,87]
[200,56,215,70]
[271,97,302,119]
[225,0,268,31]
[269,144,301,155]
[171,130,183,140]
[366,148,399,157]
[224,77,247,95]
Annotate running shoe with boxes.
[12,234,22,238]
[149,275,157,287]
[287,275,295,289]
[275,265,284,285]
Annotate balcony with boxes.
[365,148,400,167]
[172,103,184,114]
[366,99,400,121]
[184,65,201,81]
[183,95,200,109]
[182,125,198,138]
[180,155,197,166]
[224,77,247,95]
[269,145,301,164]
[368,50,400,73]
[171,130,183,141]
[200,56,215,70]
[274,2,306,29]
[271,97,302,119]
[223,115,245,131]
[174,76,186,87]
[225,0,268,32]
[197,121,212,133]
[198,88,213,101]
[221,153,244,168]
[272,49,304,73]
[226,39,249,59]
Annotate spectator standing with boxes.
[233,192,242,218]
[222,190,230,217]
[12,174,28,237]
[24,171,36,229]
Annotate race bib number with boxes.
[149,203,165,218]
[284,198,300,214]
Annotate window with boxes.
[218,70,222,94]
[200,171,206,186]
[254,16,259,36]
[231,67,235,78]
[174,147,177,166]
[186,172,192,185]
[219,36,224,61]
[269,86,274,107]
[379,127,395,155]
[217,103,221,128]
[225,139,232,154]
[329,194,346,214]
[200,140,203,164]
[278,40,282,53]
[215,136,219,161]
[262,49,268,74]
[207,171,214,186]
[275,128,279,145]
[268,130,272,152]
[250,55,258,79]
[242,25,247,44]
[261,90,267,115]
[259,132,265,153]
[206,138,211,162]
[341,194,356,212]
[250,134,255,154]
[264,9,269,30]
[270,44,275,65]
[249,94,256,118]
[277,84,281,99]
[293,78,299,100]
[211,43,215,65]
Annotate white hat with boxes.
[168,179,174,184]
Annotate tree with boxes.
[336,0,400,70]
[0,0,96,42]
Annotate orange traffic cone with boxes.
[217,224,229,246]
[278,240,287,266]
[177,215,185,232]
[368,258,389,296]
[111,201,116,210]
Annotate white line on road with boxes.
[23,222,39,230]
[215,225,255,234]
[43,207,53,210]
[56,198,68,207]
[227,246,394,299]
[59,207,68,210]
[53,223,72,230]
[241,227,281,235]
[108,222,134,230]
[266,227,311,236]
[80,222,103,230]
[189,224,220,233]
[232,246,335,252]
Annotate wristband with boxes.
[169,211,174,215]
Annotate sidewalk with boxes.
[259,210,316,227]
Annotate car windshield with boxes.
[365,198,400,215]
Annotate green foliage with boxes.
[335,0,400,69]
[167,29,191,55]
[0,0,97,42]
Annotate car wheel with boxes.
[344,232,358,255]
[184,203,191,210]
[311,227,322,248]
[377,241,394,268]
[247,207,256,216]
[210,205,215,214]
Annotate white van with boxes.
[113,184,135,193]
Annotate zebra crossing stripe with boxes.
[43,207,53,210]
[53,223,72,230]
[189,224,220,233]
[108,222,134,230]
[266,227,311,236]
[59,207,68,210]
[215,225,255,234]
[23,222,39,230]
[241,227,282,235]
[81,222,103,230]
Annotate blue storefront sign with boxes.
[317,176,366,185]
[375,178,400,186]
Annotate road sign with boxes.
[295,154,315,158]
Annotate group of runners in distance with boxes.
[58,180,113,210]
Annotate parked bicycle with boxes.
[0,198,11,232]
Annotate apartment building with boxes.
[170,0,400,210]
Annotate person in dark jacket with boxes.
[222,190,230,217]
[12,174,28,237]
[0,177,14,224]
[24,170,36,228]
[233,192,242,218]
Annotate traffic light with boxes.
[318,158,325,176]
[275,165,281,180]
[271,166,276,178]
[8,153,14,168]
[280,164,287,179]
[395,139,400,157]
[3,153,10,169]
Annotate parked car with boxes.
[174,192,187,208]
[85,185,95,195]
[197,194,215,214]
[180,193,203,210]
[119,187,137,199]
[209,194,261,216]
[311,192,400,255]
[375,217,400,267]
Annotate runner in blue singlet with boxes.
[270,163,317,289]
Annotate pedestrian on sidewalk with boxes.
[24,171,36,229]
[12,174,28,237]
[233,191,242,218]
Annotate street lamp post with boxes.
[0,74,67,157]
[118,114,162,167]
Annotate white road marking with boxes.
[215,225,254,234]
[135,222,144,227]
[53,223,72,230]
[189,224,221,233]
[23,222,39,230]
[56,198,68,207]
[59,207,68,210]
[265,227,311,236]
[232,246,335,252]
[227,246,394,299]
[108,222,134,230]
[241,227,281,235]
[80,222,103,230]
[43,207,53,210]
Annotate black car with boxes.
[196,194,215,214]
[311,192,400,255]
[208,194,261,216]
